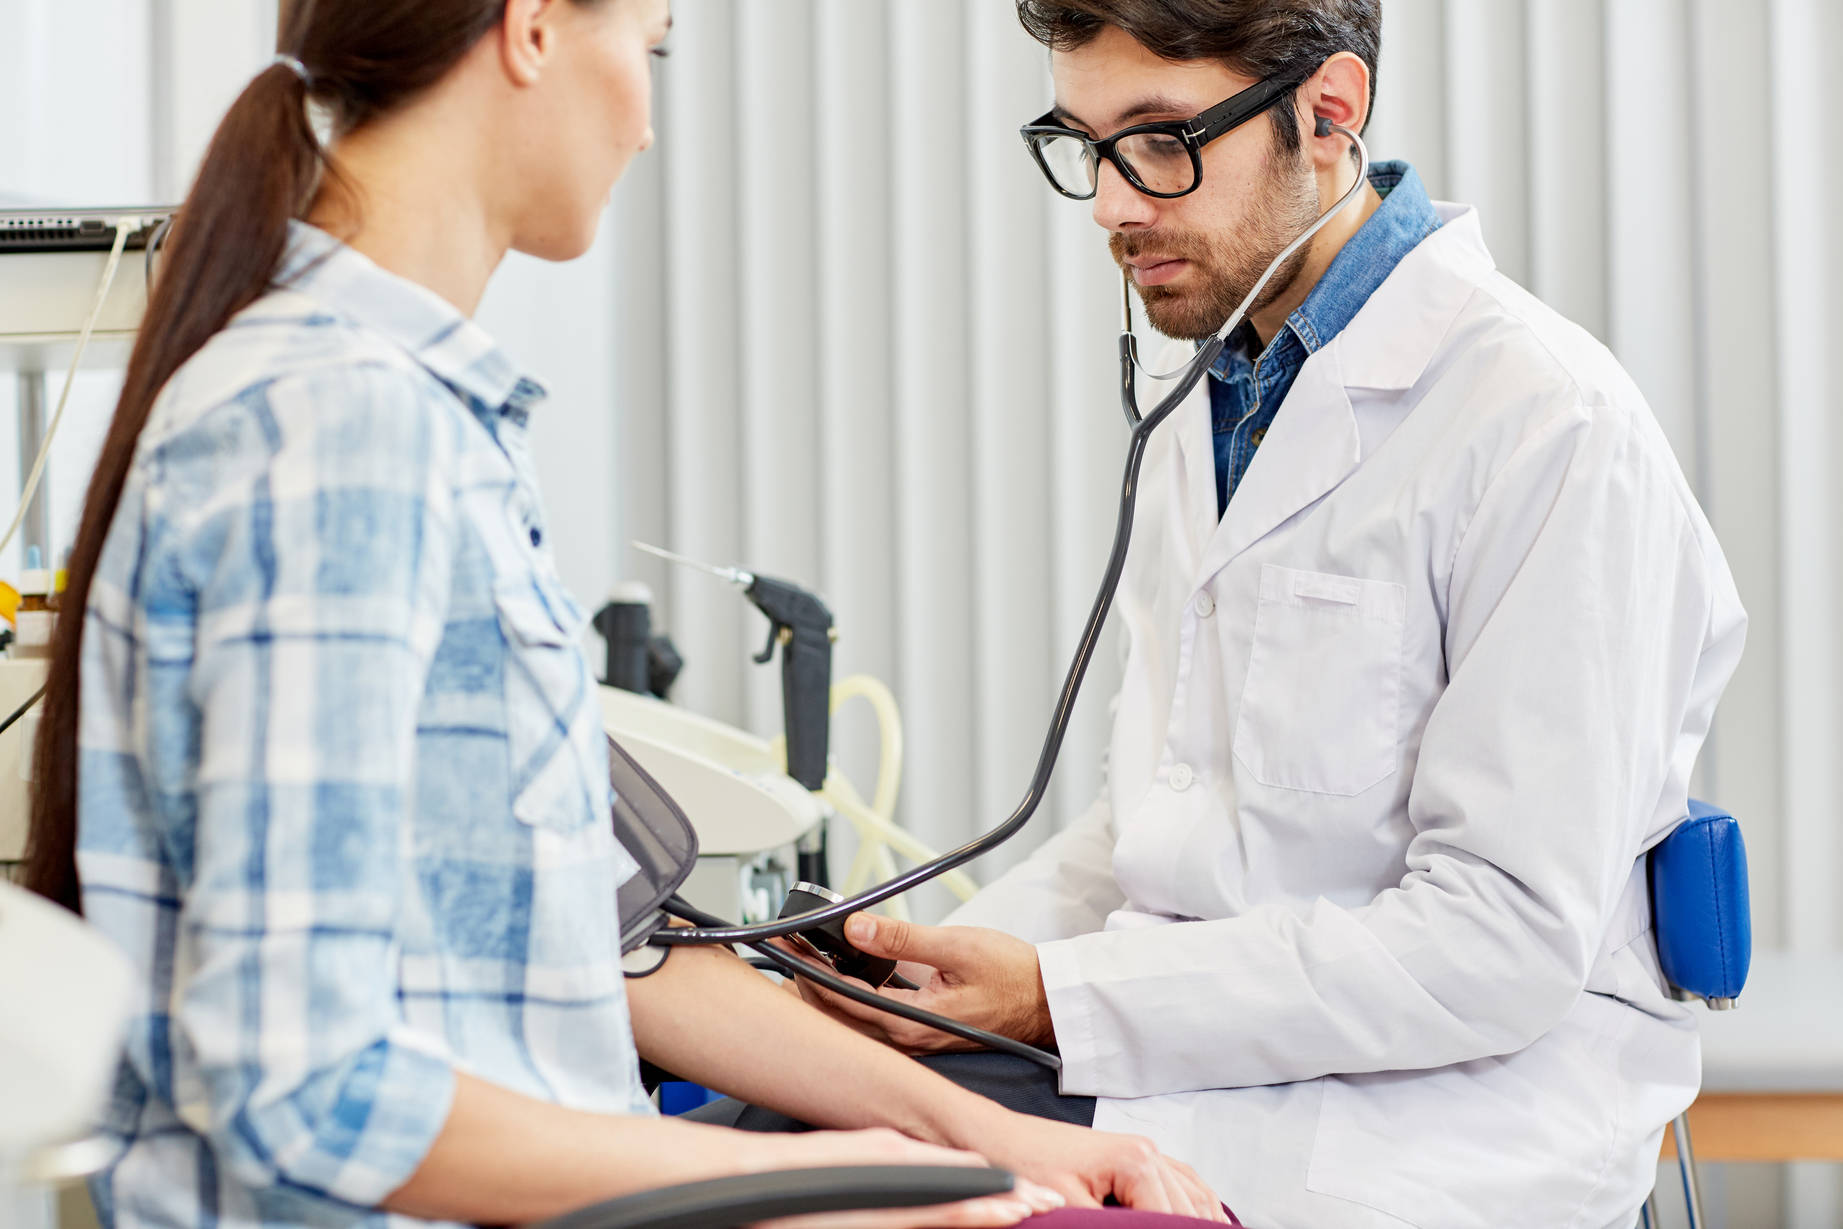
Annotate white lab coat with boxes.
[949,203,1745,1229]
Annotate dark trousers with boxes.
[682,1051,1096,1129]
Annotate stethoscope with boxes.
[656,123,1372,1071]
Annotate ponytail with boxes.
[23,0,516,911]
[23,63,321,911]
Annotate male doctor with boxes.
[794,2,1747,1227]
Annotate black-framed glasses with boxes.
[1020,73,1306,201]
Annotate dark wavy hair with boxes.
[1015,0,1381,151]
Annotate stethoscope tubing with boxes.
[650,355,1208,948]
[653,125,1369,950]
[664,894,1064,1070]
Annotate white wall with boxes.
[610,1,1133,920]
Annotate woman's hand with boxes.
[747,1129,1065,1229]
[629,941,1224,1222]
[956,1115,1225,1223]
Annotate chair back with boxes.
[1649,800,1751,1007]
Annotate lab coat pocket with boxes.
[493,575,602,831]
[1233,565,1406,796]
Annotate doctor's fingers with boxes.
[791,975,903,1043]
[793,976,971,1053]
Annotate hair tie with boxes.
[272,54,312,87]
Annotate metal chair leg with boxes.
[1672,1113,1705,1229]
[1640,1190,1658,1229]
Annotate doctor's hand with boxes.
[792,914,1053,1054]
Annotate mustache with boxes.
[1109,228,1219,266]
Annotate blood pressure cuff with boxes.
[608,734,700,953]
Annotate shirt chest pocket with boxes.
[1232,564,1407,796]
[492,575,604,831]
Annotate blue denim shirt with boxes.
[1209,160,1441,515]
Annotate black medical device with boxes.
[632,543,835,792]
[777,882,920,991]
[594,592,684,700]
[0,210,168,254]
[615,121,1373,1073]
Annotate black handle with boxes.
[742,576,835,792]
[529,1167,1015,1229]
[595,600,653,694]
[780,620,832,790]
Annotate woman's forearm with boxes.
[384,948,1017,1225]
[625,943,1007,1148]
[382,1071,764,1224]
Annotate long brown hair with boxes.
[22,1,521,911]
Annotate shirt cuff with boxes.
[256,1035,456,1208]
[1037,938,1105,1098]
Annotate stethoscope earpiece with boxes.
[1315,114,1333,138]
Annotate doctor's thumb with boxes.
[845,912,919,959]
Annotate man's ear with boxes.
[1302,51,1372,163]
[499,0,560,87]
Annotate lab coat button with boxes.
[1194,592,1215,618]
[1169,762,1193,791]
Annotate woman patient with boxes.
[22,1,1223,1228]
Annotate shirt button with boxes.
[1169,762,1193,791]
[1194,592,1215,618]
[529,527,543,547]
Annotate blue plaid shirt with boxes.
[1209,160,1442,515]
[77,223,651,1229]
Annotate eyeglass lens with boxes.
[1036,130,1196,197]
[1036,134,1098,196]
[1114,131,1194,194]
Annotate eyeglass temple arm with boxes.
[1191,72,1313,144]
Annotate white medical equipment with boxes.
[0,879,133,1229]
[0,209,172,863]
[0,661,48,864]
[601,674,977,927]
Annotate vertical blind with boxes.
[6,0,1833,959]
[601,0,1842,949]
[607,0,1133,919]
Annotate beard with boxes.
[1110,141,1322,340]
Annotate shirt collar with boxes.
[1212,159,1442,375]
[276,221,547,420]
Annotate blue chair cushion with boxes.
[1649,800,1752,1002]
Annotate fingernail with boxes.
[846,914,876,944]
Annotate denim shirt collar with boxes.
[276,221,547,427]
[1210,160,1442,377]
